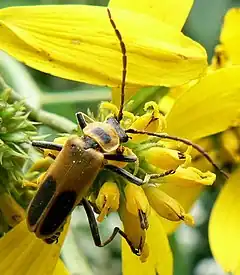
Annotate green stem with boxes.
[41,89,110,105]
[0,76,77,133]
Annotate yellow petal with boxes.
[142,147,188,170]
[209,169,240,273]
[53,260,70,275]
[234,263,240,275]
[160,183,203,234]
[109,0,193,30]
[220,128,240,163]
[0,219,68,275]
[122,209,173,275]
[220,8,240,64]
[111,87,139,107]
[166,66,240,140]
[0,5,207,88]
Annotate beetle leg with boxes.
[44,231,61,244]
[32,141,63,151]
[104,165,143,185]
[105,165,176,185]
[81,198,141,256]
[143,169,176,183]
[75,112,88,130]
[103,153,137,162]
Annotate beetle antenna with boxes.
[107,8,127,122]
[126,129,229,179]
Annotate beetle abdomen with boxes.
[27,176,56,229]
[39,191,77,236]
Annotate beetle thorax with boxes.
[83,122,120,153]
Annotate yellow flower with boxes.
[0,1,238,275]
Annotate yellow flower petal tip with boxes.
[183,213,195,226]
[140,243,150,263]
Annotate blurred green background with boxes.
[0,0,239,275]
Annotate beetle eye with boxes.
[70,143,78,153]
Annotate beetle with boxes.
[27,8,227,254]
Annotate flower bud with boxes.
[125,183,150,230]
[28,157,53,172]
[163,166,216,187]
[96,181,120,222]
[0,193,25,227]
[142,147,191,170]
[144,186,194,226]
[120,204,148,260]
